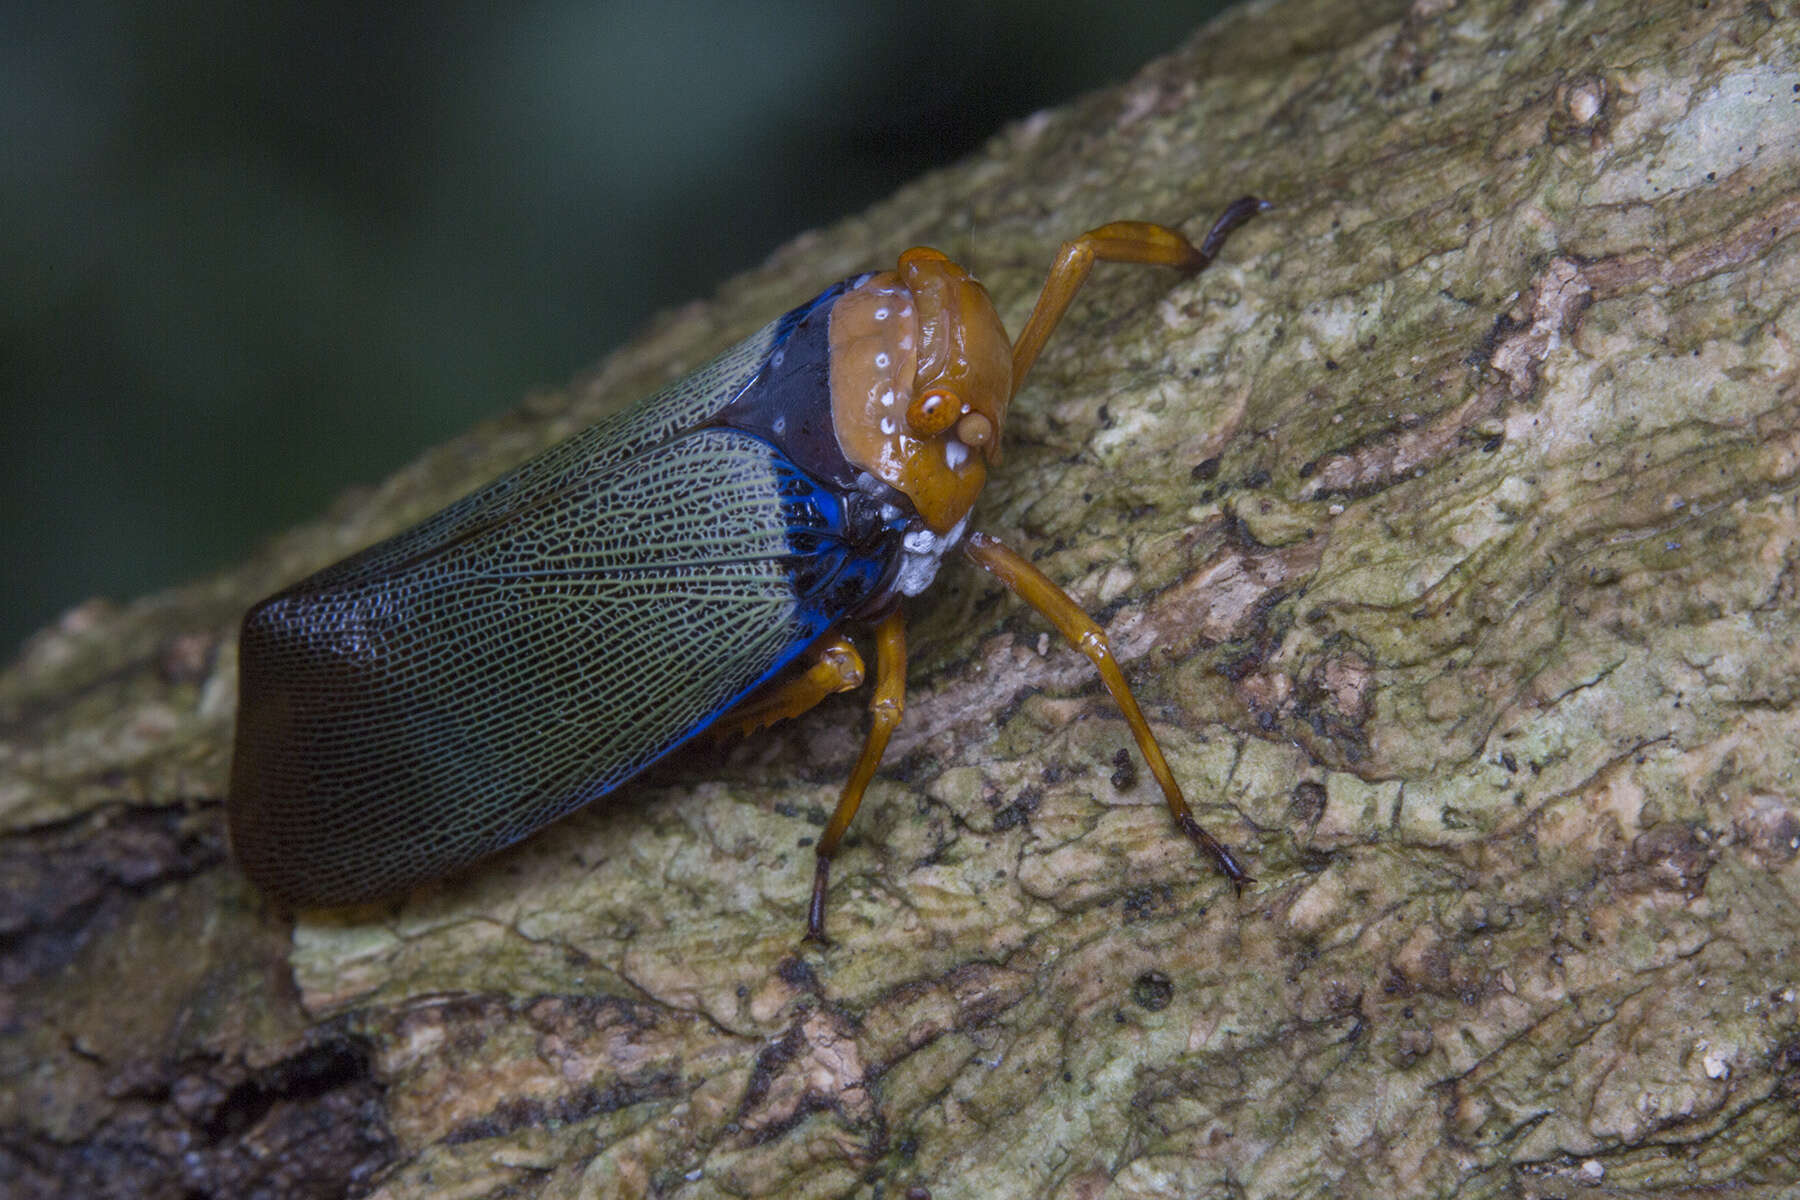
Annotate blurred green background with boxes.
[2,1,1232,655]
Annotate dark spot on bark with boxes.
[993,789,1040,832]
[740,1021,809,1120]
[1219,647,1264,682]
[1110,748,1138,792]
[890,752,934,787]
[1469,311,1523,368]
[778,956,822,993]
[1295,847,1336,873]
[1121,883,1175,923]
[1775,1039,1800,1098]
[1290,780,1328,823]
[1131,971,1174,1012]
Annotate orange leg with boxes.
[962,532,1252,890]
[711,636,864,742]
[807,610,907,943]
[1009,196,1270,393]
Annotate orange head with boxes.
[827,246,1014,533]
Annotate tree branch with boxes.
[5,0,1799,1196]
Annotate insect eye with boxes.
[906,387,961,436]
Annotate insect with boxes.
[227,197,1267,941]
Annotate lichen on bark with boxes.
[4,0,1800,1196]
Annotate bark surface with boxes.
[4,0,1799,1196]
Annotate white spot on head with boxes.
[880,388,895,407]
[772,416,786,435]
[875,352,890,369]
[880,417,895,434]
[772,350,785,367]
[874,307,889,320]
[903,528,940,553]
[899,335,913,350]
[945,440,969,470]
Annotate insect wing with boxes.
[229,428,849,907]
[293,308,813,597]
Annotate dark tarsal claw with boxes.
[1196,194,1273,264]
[1178,812,1255,893]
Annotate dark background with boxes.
[3,1,1231,654]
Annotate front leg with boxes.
[963,532,1252,889]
